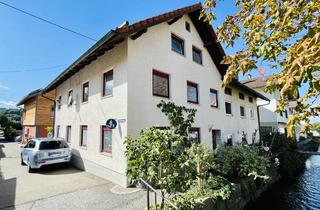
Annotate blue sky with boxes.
[0,0,240,108]
[0,0,313,118]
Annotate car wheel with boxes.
[28,165,35,173]
[21,155,26,165]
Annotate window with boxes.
[152,70,170,98]
[67,90,73,106]
[209,89,218,108]
[187,81,199,104]
[250,108,254,119]
[80,125,88,147]
[56,125,60,137]
[224,87,232,95]
[192,46,202,64]
[50,105,54,118]
[239,92,245,100]
[240,106,245,117]
[26,140,36,148]
[185,21,190,32]
[102,126,112,154]
[225,102,232,115]
[171,34,184,55]
[280,112,283,117]
[66,126,71,143]
[103,70,113,96]
[57,96,62,109]
[188,127,200,143]
[285,110,288,118]
[249,96,253,103]
[39,141,68,150]
[82,82,89,102]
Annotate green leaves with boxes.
[202,0,320,137]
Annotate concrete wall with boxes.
[127,14,260,148]
[54,41,128,187]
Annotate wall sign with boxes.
[106,119,117,129]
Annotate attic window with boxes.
[185,21,190,32]
[57,96,62,110]
[171,34,184,55]
[67,90,73,106]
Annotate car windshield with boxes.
[39,140,69,150]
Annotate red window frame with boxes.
[187,81,199,104]
[152,70,170,98]
[210,88,218,108]
[82,82,89,102]
[101,126,112,154]
[80,125,87,147]
[103,70,113,97]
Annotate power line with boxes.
[0,64,67,73]
[0,1,97,42]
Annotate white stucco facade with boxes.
[54,15,261,186]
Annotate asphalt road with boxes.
[0,140,146,210]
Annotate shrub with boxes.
[165,176,233,210]
[216,145,271,181]
[4,126,16,141]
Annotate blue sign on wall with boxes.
[106,119,117,129]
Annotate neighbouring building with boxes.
[17,89,56,143]
[42,3,269,187]
[240,76,302,139]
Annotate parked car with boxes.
[21,138,71,173]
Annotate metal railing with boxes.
[140,178,179,210]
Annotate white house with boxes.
[42,3,269,187]
[240,76,302,139]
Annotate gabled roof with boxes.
[17,89,42,106]
[231,80,270,101]
[240,75,273,89]
[42,3,228,93]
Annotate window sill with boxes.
[226,114,233,117]
[80,146,87,150]
[171,50,186,58]
[153,94,170,99]
[240,116,246,119]
[210,105,219,109]
[101,94,113,99]
[81,101,89,104]
[192,61,204,66]
[187,101,199,105]
[100,151,112,157]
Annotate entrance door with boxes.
[212,130,220,150]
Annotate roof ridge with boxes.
[116,3,202,33]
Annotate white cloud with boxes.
[0,100,17,108]
[0,85,9,90]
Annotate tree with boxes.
[0,115,9,128]
[201,0,320,137]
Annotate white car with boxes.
[21,138,71,173]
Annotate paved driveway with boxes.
[0,140,146,210]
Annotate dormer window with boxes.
[67,90,73,106]
[224,87,232,95]
[239,92,245,100]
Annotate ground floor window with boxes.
[66,126,71,143]
[102,126,112,154]
[188,127,200,143]
[80,125,88,147]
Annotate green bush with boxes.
[4,126,16,141]
[165,176,233,210]
[216,145,271,181]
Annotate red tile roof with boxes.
[116,3,202,34]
